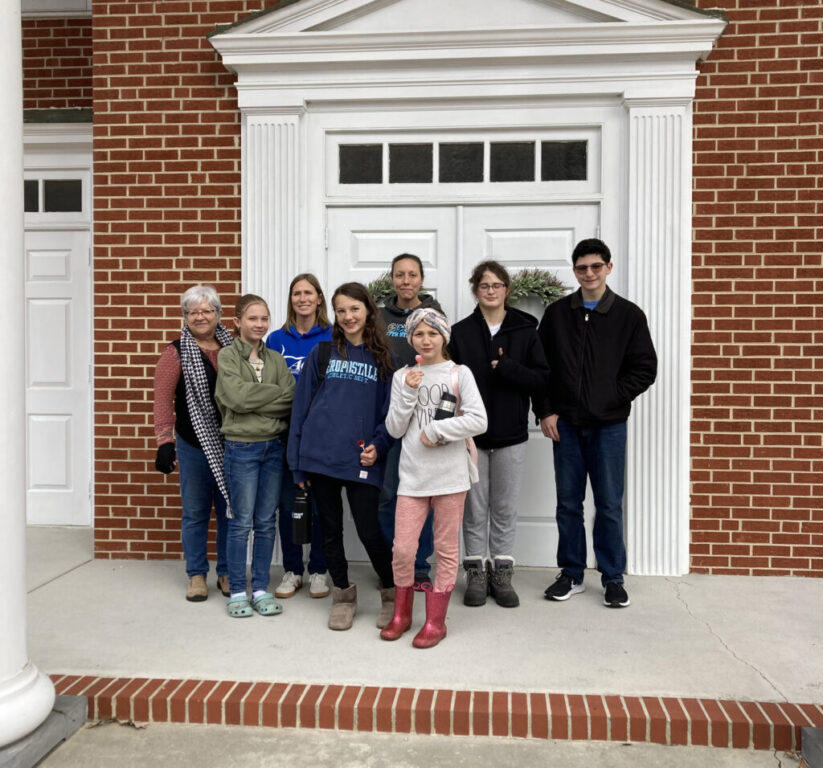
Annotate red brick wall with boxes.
[92,1,269,559]
[23,18,92,111]
[88,0,823,575]
[691,1,823,575]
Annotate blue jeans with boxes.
[177,435,228,579]
[224,438,285,595]
[277,480,327,575]
[553,418,627,586]
[378,439,434,575]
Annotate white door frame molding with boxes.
[210,0,726,575]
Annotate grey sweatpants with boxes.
[462,442,528,561]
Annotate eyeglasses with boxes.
[573,262,607,275]
[478,282,506,293]
[186,309,216,318]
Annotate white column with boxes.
[0,2,56,748]
[624,98,693,576]
[242,108,305,322]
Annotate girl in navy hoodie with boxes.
[287,282,396,632]
[266,273,332,601]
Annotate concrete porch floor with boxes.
[23,525,823,763]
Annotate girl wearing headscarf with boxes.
[381,307,486,648]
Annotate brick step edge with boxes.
[51,674,823,751]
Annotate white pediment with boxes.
[226,0,718,35]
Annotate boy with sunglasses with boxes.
[536,238,657,608]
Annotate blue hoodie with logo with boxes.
[265,323,333,381]
[287,340,395,488]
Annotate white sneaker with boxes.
[309,572,330,599]
[274,571,302,598]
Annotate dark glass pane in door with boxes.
[439,143,483,183]
[541,141,588,181]
[24,180,39,212]
[44,179,83,212]
[339,144,383,184]
[489,142,535,182]
[389,143,433,183]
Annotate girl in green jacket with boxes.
[215,294,295,618]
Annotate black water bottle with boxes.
[292,487,312,544]
[434,391,457,420]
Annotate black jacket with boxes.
[380,293,443,367]
[536,286,657,427]
[448,305,550,450]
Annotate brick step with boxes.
[52,674,823,751]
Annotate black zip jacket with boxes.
[448,305,550,450]
[536,286,657,427]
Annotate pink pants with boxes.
[393,491,467,592]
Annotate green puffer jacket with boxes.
[215,337,295,442]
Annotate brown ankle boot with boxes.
[328,584,357,630]
[376,587,395,628]
[186,574,207,602]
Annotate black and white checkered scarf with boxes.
[180,322,234,517]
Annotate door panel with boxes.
[325,203,602,567]
[25,229,91,525]
[326,205,456,314]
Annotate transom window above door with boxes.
[327,128,600,198]
[339,140,587,184]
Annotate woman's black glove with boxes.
[155,443,176,474]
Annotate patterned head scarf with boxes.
[405,307,451,346]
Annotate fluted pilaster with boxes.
[625,99,692,575]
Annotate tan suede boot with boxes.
[328,584,357,630]
[376,587,395,629]
[186,574,208,602]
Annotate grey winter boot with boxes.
[463,558,488,607]
[328,584,357,630]
[489,558,519,608]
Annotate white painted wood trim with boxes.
[242,110,305,323]
[625,98,693,576]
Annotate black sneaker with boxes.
[463,559,488,607]
[488,559,519,608]
[603,582,630,608]
[544,572,585,601]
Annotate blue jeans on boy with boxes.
[224,438,285,595]
[278,479,327,575]
[378,440,434,575]
[553,418,627,586]
[177,435,228,579]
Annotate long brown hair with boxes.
[282,273,331,332]
[232,293,270,338]
[331,282,394,380]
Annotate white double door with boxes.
[24,228,92,525]
[326,202,611,567]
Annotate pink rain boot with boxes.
[412,585,453,649]
[380,585,414,641]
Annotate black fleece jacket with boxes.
[448,305,550,450]
[536,286,657,427]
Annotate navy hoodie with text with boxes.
[287,340,394,488]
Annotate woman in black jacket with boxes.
[448,261,550,608]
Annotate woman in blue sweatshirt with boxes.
[266,273,332,601]
[287,282,396,632]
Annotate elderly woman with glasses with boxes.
[153,285,234,602]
